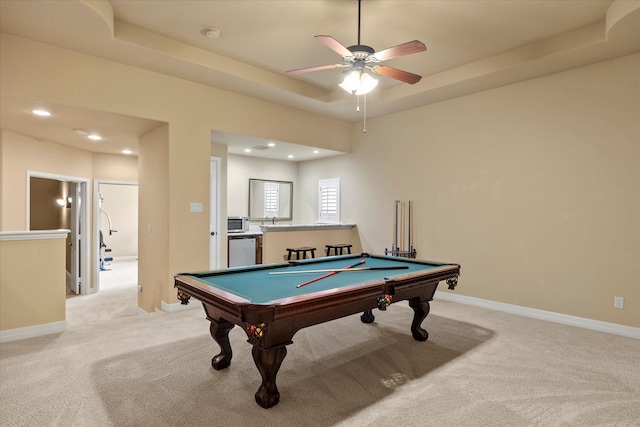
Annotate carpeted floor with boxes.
[2,266,639,426]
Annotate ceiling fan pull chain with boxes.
[363,93,367,133]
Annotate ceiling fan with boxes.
[286,0,426,93]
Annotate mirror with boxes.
[248,179,293,221]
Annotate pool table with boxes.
[174,253,459,408]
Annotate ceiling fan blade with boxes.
[372,65,422,84]
[315,35,353,57]
[287,63,345,75]
[372,40,426,62]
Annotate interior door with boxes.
[69,182,81,294]
[209,157,220,269]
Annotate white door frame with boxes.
[27,171,91,294]
[210,157,221,270]
[93,179,138,293]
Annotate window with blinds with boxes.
[264,183,279,218]
[318,178,340,223]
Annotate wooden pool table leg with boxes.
[209,319,235,370]
[252,345,287,409]
[408,298,430,341]
[360,309,375,323]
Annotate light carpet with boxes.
[1,276,639,426]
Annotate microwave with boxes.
[227,216,250,233]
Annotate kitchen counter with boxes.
[259,224,361,264]
[227,231,263,237]
[260,223,355,232]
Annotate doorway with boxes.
[94,181,138,293]
[27,172,90,295]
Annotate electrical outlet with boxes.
[190,202,203,213]
[613,296,624,309]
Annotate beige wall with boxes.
[0,235,67,331]
[29,177,65,231]
[227,154,299,221]
[299,53,640,328]
[29,177,72,271]
[138,123,169,312]
[93,153,138,182]
[1,131,93,230]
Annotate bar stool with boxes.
[286,246,316,260]
[325,244,353,256]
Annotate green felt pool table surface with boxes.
[185,253,449,304]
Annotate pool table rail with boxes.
[174,263,458,330]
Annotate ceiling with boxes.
[1,0,639,160]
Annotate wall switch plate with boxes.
[613,296,624,309]
[190,202,203,213]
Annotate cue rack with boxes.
[385,200,417,259]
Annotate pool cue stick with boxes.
[399,200,403,253]
[393,200,399,254]
[401,201,405,253]
[270,266,408,275]
[295,260,365,288]
[408,200,413,256]
[408,200,411,252]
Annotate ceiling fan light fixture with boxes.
[358,72,378,95]
[339,70,378,95]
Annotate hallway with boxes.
[65,259,140,327]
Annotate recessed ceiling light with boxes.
[313,150,320,154]
[32,109,51,117]
[122,149,133,155]
[87,134,102,141]
[244,148,251,153]
[287,154,294,159]
[267,142,276,147]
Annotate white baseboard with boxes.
[434,291,640,340]
[0,321,67,343]
[161,299,202,313]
